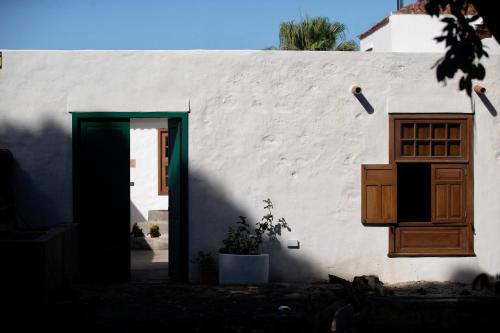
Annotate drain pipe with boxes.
[474,84,486,95]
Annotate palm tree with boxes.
[279,16,358,51]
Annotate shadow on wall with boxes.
[4,120,497,285]
[477,93,498,117]
[0,120,72,229]
[0,120,326,283]
[451,266,500,287]
[450,267,484,284]
[188,168,324,283]
[130,200,147,227]
[354,93,374,114]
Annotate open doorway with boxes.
[73,112,188,283]
[130,118,169,281]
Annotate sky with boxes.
[0,0,396,50]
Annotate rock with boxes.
[280,292,307,301]
[352,275,385,296]
[415,287,427,295]
[460,289,471,296]
[472,273,492,291]
[329,274,351,287]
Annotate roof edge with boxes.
[358,0,478,40]
[358,16,390,40]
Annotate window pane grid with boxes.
[396,120,465,159]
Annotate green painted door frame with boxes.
[72,112,189,282]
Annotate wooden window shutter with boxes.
[431,164,466,224]
[158,128,169,195]
[361,164,397,225]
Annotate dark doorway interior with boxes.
[397,163,431,222]
[76,119,131,282]
[74,113,188,283]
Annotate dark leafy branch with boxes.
[425,0,499,95]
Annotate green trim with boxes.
[71,111,189,119]
[72,112,189,282]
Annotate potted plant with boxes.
[149,224,161,238]
[131,223,144,237]
[192,251,218,285]
[218,198,291,284]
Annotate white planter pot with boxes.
[218,253,269,285]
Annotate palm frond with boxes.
[279,15,355,51]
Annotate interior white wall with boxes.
[130,118,169,227]
[0,51,499,284]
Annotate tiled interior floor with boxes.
[131,249,168,281]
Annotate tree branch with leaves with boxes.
[425,0,499,95]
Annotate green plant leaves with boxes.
[279,15,358,51]
[219,199,291,255]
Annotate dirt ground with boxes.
[386,280,495,297]
[9,279,500,333]
[15,281,345,333]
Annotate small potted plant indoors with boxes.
[218,198,291,285]
[192,251,217,285]
[149,224,161,238]
[131,223,144,237]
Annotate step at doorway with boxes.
[130,118,173,282]
[131,209,169,282]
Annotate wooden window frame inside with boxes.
[386,114,474,257]
[158,128,169,195]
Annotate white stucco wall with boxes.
[390,15,448,53]
[360,20,392,52]
[130,118,169,227]
[361,14,500,54]
[0,51,499,284]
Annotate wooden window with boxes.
[431,164,466,224]
[158,128,169,195]
[392,226,470,256]
[361,164,397,225]
[362,114,474,257]
[394,118,468,161]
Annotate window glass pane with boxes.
[416,141,430,156]
[448,123,461,139]
[401,141,414,156]
[432,124,446,139]
[416,124,430,139]
[401,123,414,139]
[448,141,461,156]
[432,142,446,156]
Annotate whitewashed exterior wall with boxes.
[130,118,169,227]
[0,51,499,284]
[359,20,392,52]
[360,14,500,54]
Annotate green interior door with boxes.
[168,118,183,280]
[76,119,130,282]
